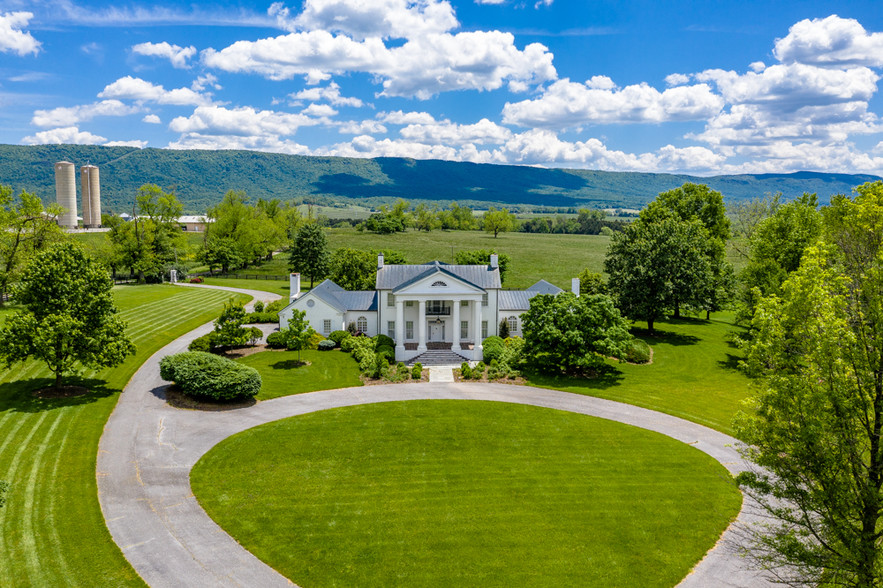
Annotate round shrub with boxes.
[626,339,651,364]
[318,340,336,351]
[373,334,395,348]
[460,362,472,380]
[253,300,265,313]
[482,336,505,363]
[159,351,261,401]
[328,330,351,346]
[411,362,423,380]
[376,344,395,363]
[188,333,216,353]
[307,331,325,350]
[264,299,285,313]
[266,331,287,349]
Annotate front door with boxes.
[429,322,445,342]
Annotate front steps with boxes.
[408,349,470,366]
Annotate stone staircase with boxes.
[408,349,470,366]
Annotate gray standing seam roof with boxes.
[499,280,564,311]
[377,261,501,290]
[307,279,377,312]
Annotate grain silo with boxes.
[54,161,77,228]
[80,165,101,228]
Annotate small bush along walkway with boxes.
[192,400,742,588]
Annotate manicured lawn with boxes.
[235,349,362,400]
[528,313,750,436]
[0,284,249,587]
[200,276,292,297]
[192,400,742,587]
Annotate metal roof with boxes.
[308,280,377,312]
[377,261,501,290]
[499,280,563,311]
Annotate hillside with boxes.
[0,144,879,213]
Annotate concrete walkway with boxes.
[97,285,771,588]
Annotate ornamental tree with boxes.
[288,222,329,288]
[736,182,883,586]
[0,242,135,390]
[282,308,314,361]
[520,292,632,376]
[482,207,515,238]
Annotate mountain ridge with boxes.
[1,144,879,213]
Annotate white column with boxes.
[395,299,405,360]
[452,298,460,351]
[473,297,483,360]
[417,299,427,352]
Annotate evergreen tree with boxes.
[288,222,329,288]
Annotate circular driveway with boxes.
[96,286,770,587]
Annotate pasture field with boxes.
[192,400,742,588]
[530,313,750,436]
[0,285,249,587]
[236,349,362,400]
[201,276,292,297]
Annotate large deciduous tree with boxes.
[482,207,515,238]
[736,181,883,587]
[455,249,511,284]
[604,216,712,333]
[0,242,135,390]
[520,292,632,376]
[289,222,329,288]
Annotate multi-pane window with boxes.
[461,300,469,307]
[482,293,488,306]
[481,320,488,339]
[460,320,468,339]
[357,316,368,332]
[406,300,414,307]
[323,319,331,335]
[507,316,518,334]
[406,321,414,339]
[388,321,395,339]
[387,293,394,307]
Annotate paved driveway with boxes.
[96,285,770,587]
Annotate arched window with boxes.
[431,280,447,287]
[508,316,518,333]
[357,316,368,332]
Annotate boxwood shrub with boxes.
[411,362,423,380]
[373,333,395,348]
[266,331,287,349]
[318,340,336,351]
[188,332,216,353]
[482,336,505,363]
[328,330,351,345]
[159,351,261,401]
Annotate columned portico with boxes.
[452,299,460,350]
[417,299,427,352]
[395,300,404,357]
[473,296,483,359]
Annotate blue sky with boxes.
[2,0,883,175]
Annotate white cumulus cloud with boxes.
[290,82,364,107]
[31,100,140,128]
[142,114,162,124]
[0,11,40,56]
[774,15,883,68]
[99,76,214,106]
[502,78,723,129]
[132,41,197,68]
[399,118,512,145]
[169,105,319,137]
[22,126,107,145]
[105,140,148,148]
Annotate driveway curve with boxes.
[97,285,770,587]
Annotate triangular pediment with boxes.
[392,266,485,296]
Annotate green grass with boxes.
[192,400,742,588]
[0,284,250,587]
[200,276,292,297]
[528,313,750,436]
[235,349,362,400]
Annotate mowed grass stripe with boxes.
[20,411,65,586]
[0,285,250,587]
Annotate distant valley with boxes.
[1,144,879,214]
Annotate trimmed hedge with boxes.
[245,311,279,323]
[318,340,336,351]
[373,334,395,348]
[159,351,261,401]
[482,336,505,363]
[188,333,216,353]
[264,299,285,313]
[328,330,351,345]
[266,331,287,349]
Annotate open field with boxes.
[0,285,250,587]
[201,276,292,297]
[531,313,750,436]
[236,349,362,400]
[192,400,741,587]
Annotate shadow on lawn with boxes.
[0,377,117,414]
[631,325,701,347]
[526,364,625,391]
[269,359,308,370]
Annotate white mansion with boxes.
[279,253,573,363]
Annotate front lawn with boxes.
[0,285,249,587]
[192,400,741,587]
[235,349,362,400]
[528,313,750,435]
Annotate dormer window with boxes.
[431,280,447,287]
